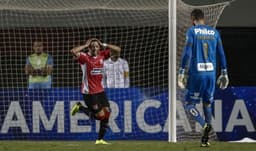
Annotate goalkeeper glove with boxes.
[217,69,229,90]
[178,68,186,89]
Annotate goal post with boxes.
[169,0,177,143]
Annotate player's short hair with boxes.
[191,9,204,21]
[90,38,100,44]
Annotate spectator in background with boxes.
[25,41,53,89]
[103,51,130,88]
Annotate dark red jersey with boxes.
[78,50,110,94]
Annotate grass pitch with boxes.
[0,141,255,151]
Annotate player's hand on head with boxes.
[85,38,102,47]
[178,68,186,89]
[85,38,93,47]
[85,38,97,47]
[92,38,103,46]
[217,69,229,90]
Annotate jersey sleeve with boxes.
[123,60,129,72]
[26,57,30,65]
[47,55,54,66]
[216,31,227,69]
[123,59,130,88]
[100,49,111,60]
[180,28,193,69]
[77,52,89,64]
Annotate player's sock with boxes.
[98,119,109,140]
[203,103,212,124]
[202,123,212,137]
[185,103,205,127]
[201,123,212,147]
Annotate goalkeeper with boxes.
[70,38,121,145]
[178,9,229,147]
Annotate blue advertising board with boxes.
[0,87,255,141]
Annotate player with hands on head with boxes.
[178,9,229,147]
[70,38,121,145]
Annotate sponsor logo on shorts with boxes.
[197,63,214,71]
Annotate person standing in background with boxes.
[103,51,129,88]
[25,41,53,89]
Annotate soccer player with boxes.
[70,38,121,144]
[178,9,229,147]
[25,41,53,89]
[103,51,130,88]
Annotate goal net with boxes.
[0,0,230,140]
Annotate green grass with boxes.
[0,141,255,151]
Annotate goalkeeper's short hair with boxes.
[191,9,204,20]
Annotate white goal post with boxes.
[169,0,177,143]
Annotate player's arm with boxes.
[100,42,121,54]
[70,41,90,58]
[216,33,227,70]
[70,38,101,57]
[180,29,193,69]
[25,65,41,76]
[178,29,193,89]
[70,39,96,64]
[99,41,121,60]
[102,62,107,88]
[123,60,130,88]
[25,64,34,75]
[40,55,53,76]
[25,57,37,76]
[216,32,229,89]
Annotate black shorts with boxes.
[83,91,110,113]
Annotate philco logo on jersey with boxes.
[91,68,104,75]
[194,28,215,35]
